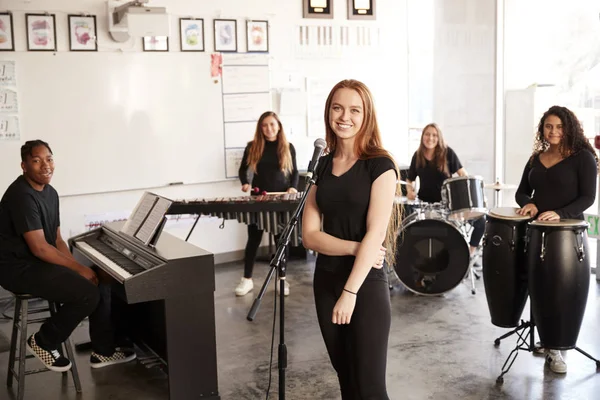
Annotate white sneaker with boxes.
[546,350,567,374]
[276,280,290,296]
[533,341,545,354]
[235,277,254,296]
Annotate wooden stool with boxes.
[6,293,82,400]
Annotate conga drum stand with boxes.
[493,305,600,383]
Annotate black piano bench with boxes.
[5,293,82,400]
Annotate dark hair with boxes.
[532,105,600,170]
[21,140,53,162]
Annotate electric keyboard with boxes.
[68,221,220,400]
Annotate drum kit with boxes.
[395,176,600,381]
[394,175,488,296]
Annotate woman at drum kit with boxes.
[405,123,485,259]
[235,111,299,297]
[515,105,599,374]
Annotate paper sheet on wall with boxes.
[0,115,19,140]
[225,148,245,179]
[307,77,337,137]
[0,89,18,113]
[222,65,270,94]
[224,121,255,148]
[0,62,16,86]
[223,92,271,122]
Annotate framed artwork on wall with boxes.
[143,36,169,52]
[0,12,15,51]
[179,18,204,52]
[68,15,97,51]
[302,0,333,19]
[26,13,57,51]
[214,19,237,52]
[348,0,376,20]
[246,20,268,53]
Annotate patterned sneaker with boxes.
[90,349,137,369]
[546,350,567,374]
[26,334,72,372]
[533,341,545,355]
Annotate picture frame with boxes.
[179,18,204,52]
[0,12,15,51]
[143,36,169,52]
[26,13,57,51]
[246,20,269,53]
[213,19,237,52]
[347,0,376,20]
[302,0,333,19]
[68,15,97,51]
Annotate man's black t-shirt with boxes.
[314,154,397,277]
[515,150,597,220]
[238,139,299,192]
[407,147,462,203]
[0,175,60,264]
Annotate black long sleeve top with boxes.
[515,150,597,220]
[238,139,299,192]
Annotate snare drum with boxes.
[527,219,590,350]
[482,207,531,328]
[395,210,469,295]
[441,175,486,221]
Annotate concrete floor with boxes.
[0,259,599,400]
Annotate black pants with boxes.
[243,224,286,278]
[313,267,391,400]
[469,216,486,247]
[0,261,116,355]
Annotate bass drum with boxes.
[395,209,469,295]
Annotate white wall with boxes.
[432,0,496,185]
[2,0,408,260]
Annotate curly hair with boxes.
[532,105,600,170]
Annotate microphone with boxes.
[306,138,327,179]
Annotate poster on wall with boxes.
[0,61,16,86]
[0,115,20,140]
[0,88,18,112]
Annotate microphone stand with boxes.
[247,169,319,400]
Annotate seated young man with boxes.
[0,140,136,371]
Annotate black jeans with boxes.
[0,261,116,355]
[469,216,486,247]
[243,224,286,278]
[313,267,391,400]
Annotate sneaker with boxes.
[235,277,254,296]
[546,350,567,374]
[90,349,137,369]
[26,334,72,372]
[276,280,290,296]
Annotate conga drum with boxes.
[527,219,590,350]
[482,207,531,328]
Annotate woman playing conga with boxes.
[516,105,599,373]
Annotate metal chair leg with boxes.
[6,297,20,387]
[17,299,29,400]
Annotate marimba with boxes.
[167,193,304,246]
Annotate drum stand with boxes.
[493,305,600,384]
[460,222,481,295]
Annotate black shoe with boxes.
[26,334,72,372]
[90,349,136,369]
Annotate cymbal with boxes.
[485,182,518,190]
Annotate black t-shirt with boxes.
[314,154,397,276]
[407,147,462,203]
[238,140,299,192]
[515,150,597,220]
[0,175,60,263]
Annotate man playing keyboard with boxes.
[0,140,135,371]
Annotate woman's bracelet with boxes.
[343,288,357,296]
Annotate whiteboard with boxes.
[1,52,225,196]
[224,121,255,148]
